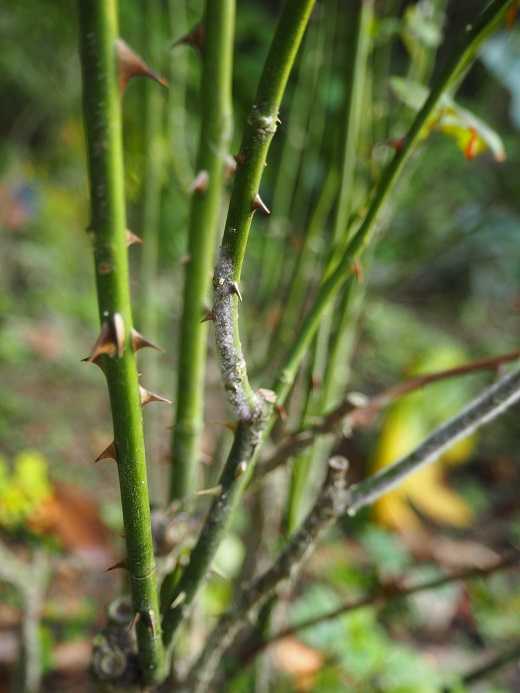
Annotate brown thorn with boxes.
[234,461,248,478]
[352,259,364,282]
[229,282,242,302]
[116,38,168,95]
[131,328,162,353]
[81,354,105,371]
[224,154,237,179]
[139,385,172,407]
[171,22,205,52]
[126,229,143,247]
[190,170,209,194]
[106,559,128,573]
[85,312,126,363]
[275,403,288,422]
[127,611,140,632]
[139,609,156,636]
[200,309,215,323]
[94,441,117,463]
[252,193,271,216]
[224,421,238,433]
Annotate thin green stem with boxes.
[222,0,317,280]
[77,1,165,683]
[266,168,338,365]
[274,0,513,409]
[167,0,194,193]
[162,420,261,648]
[286,0,374,532]
[170,0,235,501]
[138,1,164,339]
[257,13,324,302]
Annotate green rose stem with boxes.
[77,0,165,683]
[170,0,235,501]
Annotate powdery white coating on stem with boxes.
[213,252,261,421]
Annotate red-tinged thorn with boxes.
[275,403,288,422]
[252,193,271,216]
[464,127,478,161]
[190,170,209,194]
[106,559,128,573]
[116,39,168,95]
[200,309,215,323]
[229,282,242,302]
[126,229,143,247]
[171,22,205,52]
[139,385,172,407]
[131,328,162,353]
[352,259,364,282]
[388,136,405,152]
[94,441,117,463]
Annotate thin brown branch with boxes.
[247,552,519,660]
[258,350,520,481]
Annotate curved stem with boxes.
[161,0,316,650]
[214,0,317,416]
[170,0,235,500]
[77,1,165,682]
